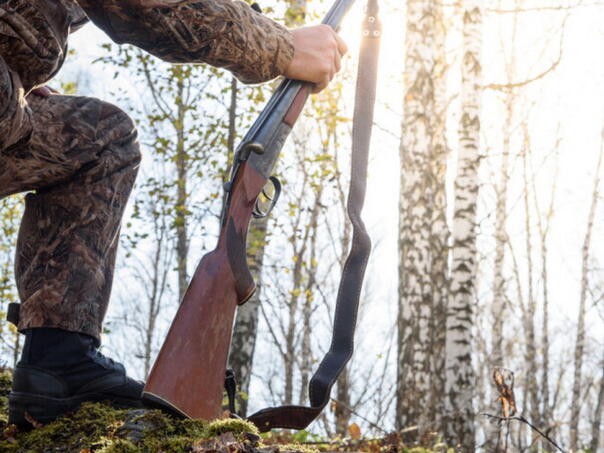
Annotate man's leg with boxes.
[6,93,141,340]
[1,92,144,427]
[1,0,145,427]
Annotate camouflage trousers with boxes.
[0,3,141,341]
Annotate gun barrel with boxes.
[235,0,355,161]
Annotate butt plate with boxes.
[142,391,191,419]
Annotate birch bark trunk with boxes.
[429,4,450,430]
[532,142,558,448]
[569,128,604,450]
[175,77,189,301]
[590,349,604,453]
[520,134,539,444]
[228,216,268,415]
[396,0,447,436]
[443,1,481,450]
[533,153,557,435]
[299,184,323,405]
[491,103,511,369]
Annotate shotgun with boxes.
[142,0,359,423]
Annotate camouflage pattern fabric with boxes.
[1,0,292,340]
[0,0,72,91]
[0,86,141,340]
[0,56,32,150]
[76,0,294,84]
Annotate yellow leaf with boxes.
[348,423,361,440]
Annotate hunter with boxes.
[0,0,346,427]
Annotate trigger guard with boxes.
[253,176,281,219]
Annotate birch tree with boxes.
[570,127,604,451]
[532,137,559,435]
[443,1,482,450]
[520,128,540,445]
[118,172,174,376]
[429,3,450,427]
[590,347,604,452]
[396,0,447,436]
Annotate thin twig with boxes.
[482,413,566,453]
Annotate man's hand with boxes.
[284,25,348,93]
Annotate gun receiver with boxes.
[143,0,357,422]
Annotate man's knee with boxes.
[96,100,142,170]
[29,94,142,175]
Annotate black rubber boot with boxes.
[9,328,144,428]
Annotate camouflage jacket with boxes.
[2,0,294,87]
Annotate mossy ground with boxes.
[0,368,445,453]
[0,368,302,453]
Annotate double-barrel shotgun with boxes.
[142,0,381,432]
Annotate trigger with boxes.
[252,176,282,219]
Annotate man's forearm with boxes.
[76,0,294,84]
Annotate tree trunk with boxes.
[590,349,604,453]
[229,216,268,415]
[396,0,445,436]
[491,103,511,369]
[175,75,189,302]
[143,222,165,377]
[535,161,557,436]
[428,3,449,432]
[299,183,323,406]
[532,141,558,448]
[569,128,603,450]
[443,2,481,450]
[521,133,539,444]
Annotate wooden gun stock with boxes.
[143,163,266,419]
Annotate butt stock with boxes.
[142,162,267,419]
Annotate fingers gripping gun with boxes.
[143,0,379,431]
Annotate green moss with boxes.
[99,439,139,453]
[0,381,266,453]
[1,402,126,452]
[204,417,259,439]
[272,443,320,453]
[0,368,11,425]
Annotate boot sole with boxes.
[8,391,145,429]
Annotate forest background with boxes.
[1,0,603,452]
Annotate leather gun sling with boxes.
[247,0,382,432]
